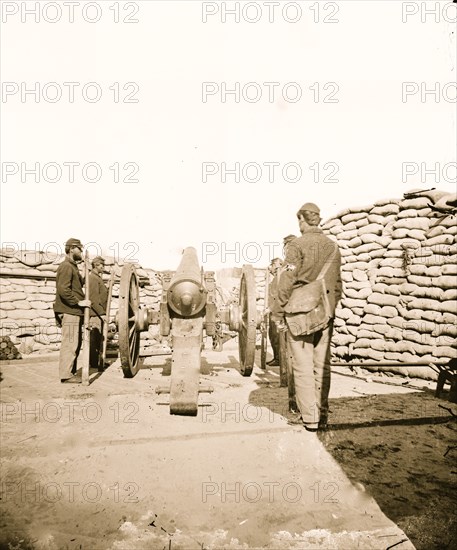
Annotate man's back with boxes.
[280,227,342,315]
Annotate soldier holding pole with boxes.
[266,257,283,366]
[53,238,91,383]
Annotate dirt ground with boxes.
[250,367,457,550]
[0,341,455,550]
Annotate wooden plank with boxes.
[81,254,91,386]
[169,317,203,416]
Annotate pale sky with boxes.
[1,1,456,270]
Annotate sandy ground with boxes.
[0,341,455,550]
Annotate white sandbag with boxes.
[379,258,404,268]
[352,347,384,361]
[378,267,405,278]
[383,285,402,296]
[341,212,366,224]
[353,269,368,282]
[346,314,362,325]
[432,346,457,359]
[443,264,457,276]
[352,243,384,255]
[371,204,400,215]
[424,234,454,247]
[363,313,386,325]
[379,306,398,318]
[397,208,418,219]
[348,236,363,248]
[399,197,431,209]
[367,293,399,307]
[443,289,457,301]
[358,223,384,236]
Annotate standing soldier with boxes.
[54,238,91,383]
[267,257,283,366]
[283,234,297,256]
[273,203,342,431]
[88,256,109,371]
[267,237,297,367]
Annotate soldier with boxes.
[89,256,109,371]
[267,257,283,366]
[283,234,297,256]
[273,203,342,431]
[267,237,297,367]
[54,238,91,383]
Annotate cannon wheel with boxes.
[119,263,141,377]
[239,264,257,377]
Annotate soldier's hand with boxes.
[276,320,288,332]
[78,299,91,308]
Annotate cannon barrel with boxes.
[167,247,207,316]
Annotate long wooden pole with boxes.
[81,253,90,386]
[100,271,115,369]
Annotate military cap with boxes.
[283,234,297,244]
[270,257,283,266]
[65,238,83,249]
[91,256,105,267]
[297,202,320,215]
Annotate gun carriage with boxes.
[114,247,263,416]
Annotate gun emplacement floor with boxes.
[1,342,456,549]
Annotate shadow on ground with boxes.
[249,367,457,550]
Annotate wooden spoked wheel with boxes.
[238,264,257,377]
[119,263,140,377]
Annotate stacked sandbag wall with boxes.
[0,267,59,355]
[321,191,456,379]
[0,251,162,356]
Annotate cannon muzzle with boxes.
[168,247,207,316]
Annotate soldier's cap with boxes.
[297,202,321,216]
[283,234,297,244]
[65,238,83,249]
[92,256,106,266]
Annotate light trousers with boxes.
[58,313,83,379]
[287,321,333,429]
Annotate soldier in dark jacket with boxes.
[267,237,297,366]
[267,258,283,366]
[88,256,109,370]
[54,238,91,383]
[273,203,342,431]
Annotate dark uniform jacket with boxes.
[276,227,342,319]
[89,271,108,318]
[268,273,280,316]
[54,257,85,316]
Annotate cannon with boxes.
[116,247,262,415]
